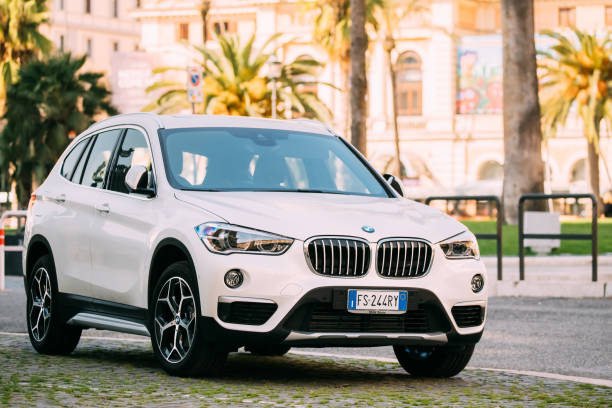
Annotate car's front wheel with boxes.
[150,261,227,377]
[393,344,475,378]
[26,255,81,355]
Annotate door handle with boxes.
[95,203,110,214]
[51,194,66,204]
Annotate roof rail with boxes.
[88,112,165,130]
[290,118,335,135]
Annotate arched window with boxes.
[477,160,503,180]
[396,51,422,116]
[570,159,586,183]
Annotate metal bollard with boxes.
[0,210,28,291]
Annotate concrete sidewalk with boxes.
[484,255,612,298]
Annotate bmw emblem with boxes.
[362,225,375,233]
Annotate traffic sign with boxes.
[187,66,203,104]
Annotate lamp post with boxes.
[199,1,211,114]
[267,55,282,119]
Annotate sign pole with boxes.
[187,66,203,114]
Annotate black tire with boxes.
[245,345,291,356]
[26,255,81,355]
[393,344,475,378]
[150,261,227,377]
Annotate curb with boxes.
[488,280,611,298]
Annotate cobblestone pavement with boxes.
[1,334,610,407]
[3,277,611,379]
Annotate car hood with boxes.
[175,191,465,243]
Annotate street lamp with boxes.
[267,55,282,119]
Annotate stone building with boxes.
[60,0,612,199]
[42,0,141,76]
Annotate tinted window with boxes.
[159,127,389,197]
[80,130,121,188]
[61,138,90,179]
[71,138,93,183]
[108,129,154,194]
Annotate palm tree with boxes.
[0,0,51,108]
[538,29,612,214]
[501,0,545,224]
[310,0,381,138]
[0,53,117,207]
[378,0,428,176]
[143,34,331,122]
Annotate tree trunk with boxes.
[587,134,604,217]
[17,177,32,210]
[501,0,545,224]
[350,0,368,156]
[385,37,401,177]
[350,0,368,155]
[342,60,351,140]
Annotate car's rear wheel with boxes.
[151,261,227,377]
[26,255,81,355]
[393,344,475,378]
[245,345,291,356]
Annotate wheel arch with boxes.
[25,235,55,280]
[148,238,197,309]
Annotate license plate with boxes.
[347,290,407,314]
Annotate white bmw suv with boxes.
[24,114,487,377]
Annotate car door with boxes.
[69,128,124,298]
[37,136,95,296]
[88,127,159,308]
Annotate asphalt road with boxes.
[2,277,611,380]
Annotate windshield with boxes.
[158,127,390,197]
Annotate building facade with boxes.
[126,0,612,198]
[42,0,141,76]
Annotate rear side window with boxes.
[71,139,92,182]
[80,129,122,188]
[60,138,90,179]
[107,129,154,194]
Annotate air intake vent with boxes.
[217,301,277,325]
[306,238,370,277]
[376,240,433,278]
[451,305,483,328]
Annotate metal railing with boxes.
[518,193,598,281]
[0,210,27,291]
[425,195,503,280]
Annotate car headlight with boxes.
[439,231,480,260]
[195,222,293,255]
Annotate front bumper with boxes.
[192,238,487,347]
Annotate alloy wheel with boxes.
[29,267,52,341]
[154,277,197,364]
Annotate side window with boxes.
[80,129,122,188]
[107,129,154,194]
[60,138,90,180]
[71,137,94,183]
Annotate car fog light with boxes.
[471,274,484,293]
[224,269,244,289]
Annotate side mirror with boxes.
[383,173,404,197]
[125,165,155,197]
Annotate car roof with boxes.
[85,113,335,137]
